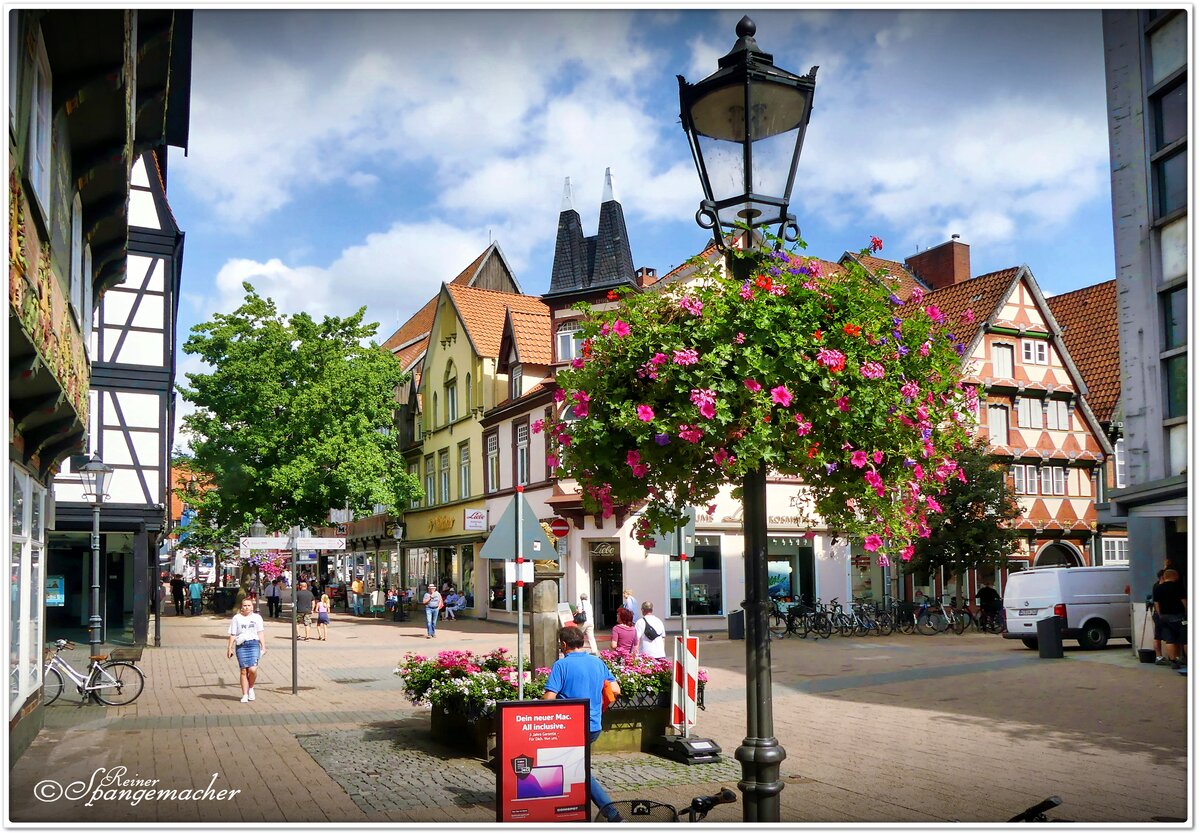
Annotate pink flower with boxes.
[572,391,590,418]
[571,357,586,369]
[924,305,945,324]
[739,282,754,300]
[553,389,567,403]
[793,413,812,436]
[850,450,869,468]
[961,308,976,324]
[900,380,919,399]
[735,332,746,344]
[612,319,631,337]
[546,454,560,468]
[650,352,668,366]
[926,496,942,513]
[919,341,931,357]
[678,424,703,444]
[770,386,793,407]
[631,463,649,478]
[900,544,915,561]
[673,348,699,366]
[877,554,891,567]
[636,404,655,422]
[869,236,883,253]
[690,388,717,419]
[626,450,641,467]
[863,534,884,552]
[531,419,544,433]
[911,287,926,304]
[836,396,850,412]
[860,362,885,380]
[680,296,703,316]
[873,450,884,465]
[816,348,846,373]
[744,378,762,393]
[713,448,732,467]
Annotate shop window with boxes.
[460,546,474,607]
[669,545,723,616]
[9,467,44,716]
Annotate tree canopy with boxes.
[178,283,420,533]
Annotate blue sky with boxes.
[170,8,1115,406]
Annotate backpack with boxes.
[641,617,660,642]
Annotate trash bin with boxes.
[212,587,239,614]
[728,609,745,641]
[1037,615,1064,658]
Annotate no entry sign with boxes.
[549,518,570,538]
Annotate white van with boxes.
[1002,566,1131,650]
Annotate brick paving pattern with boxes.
[9,607,1188,824]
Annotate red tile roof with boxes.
[444,284,550,359]
[508,308,553,367]
[900,267,1021,348]
[849,253,928,301]
[1046,279,1120,423]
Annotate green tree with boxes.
[905,437,1022,606]
[178,283,421,540]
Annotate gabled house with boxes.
[1046,280,1128,566]
[8,9,190,762]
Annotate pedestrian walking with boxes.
[422,583,443,638]
[634,601,666,659]
[315,594,331,640]
[265,577,282,618]
[226,598,266,703]
[170,574,185,615]
[610,607,638,656]
[1153,569,1187,671]
[576,591,598,654]
[294,581,315,640]
[620,589,638,616]
[351,576,365,616]
[542,625,623,822]
[188,578,204,616]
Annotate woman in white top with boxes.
[226,598,266,703]
[634,600,667,659]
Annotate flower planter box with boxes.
[429,703,673,759]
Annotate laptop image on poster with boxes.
[514,765,566,800]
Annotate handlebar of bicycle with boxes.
[54,639,76,650]
[1007,795,1062,822]
[686,788,738,817]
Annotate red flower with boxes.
[870,236,883,253]
[807,443,821,459]
[755,274,773,292]
[842,323,861,337]
[813,329,823,341]
[607,290,619,301]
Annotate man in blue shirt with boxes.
[542,625,622,822]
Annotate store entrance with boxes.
[591,543,622,630]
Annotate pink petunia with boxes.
[863,534,884,552]
[900,380,919,399]
[836,396,850,412]
[531,419,544,433]
[572,391,591,418]
[630,463,649,478]
[626,450,641,467]
[770,386,793,407]
[553,389,567,403]
[650,352,668,366]
[926,496,942,513]
[744,378,762,393]
[793,413,812,437]
[636,404,655,422]
[872,450,884,465]
[850,450,869,468]
[571,357,586,369]
[924,305,945,324]
[546,454,560,468]
[713,448,732,467]
[612,319,631,337]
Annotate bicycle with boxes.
[596,787,738,822]
[43,639,145,706]
[1008,795,1066,822]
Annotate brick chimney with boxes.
[904,236,971,289]
[635,266,657,288]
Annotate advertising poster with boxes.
[496,699,590,822]
[556,602,576,628]
[45,575,65,607]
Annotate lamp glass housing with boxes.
[78,456,114,504]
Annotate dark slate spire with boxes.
[548,177,589,294]
[590,168,636,289]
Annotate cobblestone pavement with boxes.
[9,608,1189,824]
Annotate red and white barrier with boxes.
[671,635,699,732]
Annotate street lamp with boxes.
[678,15,817,252]
[77,455,115,657]
[677,15,817,823]
[250,518,267,538]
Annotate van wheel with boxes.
[1021,637,1039,650]
[1077,621,1110,650]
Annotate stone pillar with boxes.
[531,568,563,672]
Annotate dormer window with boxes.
[510,363,523,400]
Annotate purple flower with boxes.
[888,294,903,306]
[654,433,671,446]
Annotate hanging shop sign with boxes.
[464,509,487,531]
[496,699,590,823]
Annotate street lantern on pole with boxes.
[677,15,817,823]
[250,518,267,538]
[77,455,115,658]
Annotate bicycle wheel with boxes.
[951,611,967,635]
[837,615,854,638]
[916,612,938,635]
[813,613,833,639]
[790,613,808,638]
[768,611,788,640]
[876,612,894,636]
[43,667,65,706]
[988,613,1006,634]
[853,618,871,637]
[91,661,145,706]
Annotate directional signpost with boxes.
[480,487,557,698]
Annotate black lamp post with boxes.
[678,15,817,823]
[78,455,115,658]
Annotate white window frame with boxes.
[445,380,458,423]
[1102,538,1129,565]
[9,465,45,718]
[510,363,524,401]
[1016,397,1040,429]
[1114,438,1126,489]
[82,242,93,357]
[1012,465,1025,495]
[516,423,530,487]
[70,193,84,326]
[424,455,435,507]
[1022,339,1048,365]
[439,450,450,504]
[459,443,470,500]
[1039,466,1066,496]
[992,343,1014,378]
[26,24,52,224]
[987,405,1009,446]
[557,321,583,362]
[1045,400,1069,431]
[485,433,500,494]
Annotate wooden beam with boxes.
[10,354,42,383]
[10,391,65,429]
[38,431,86,481]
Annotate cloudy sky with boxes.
[169,7,1114,380]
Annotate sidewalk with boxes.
[9,610,1188,823]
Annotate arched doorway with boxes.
[1034,541,1083,567]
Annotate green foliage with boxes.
[178,283,421,531]
[546,237,974,564]
[905,437,1023,575]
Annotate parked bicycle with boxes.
[1009,795,1067,822]
[596,788,737,822]
[43,639,145,706]
[915,594,966,635]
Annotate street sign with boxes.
[296,537,345,550]
[549,518,570,538]
[479,494,558,562]
[240,536,290,549]
[505,560,535,585]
